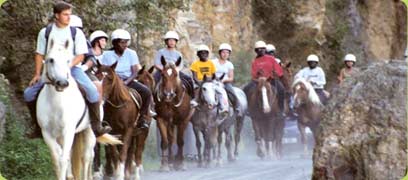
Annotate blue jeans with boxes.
[24,66,99,103]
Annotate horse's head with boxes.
[256,77,274,113]
[97,61,130,103]
[136,65,155,91]
[197,74,218,110]
[281,62,293,93]
[213,74,230,113]
[292,78,322,107]
[42,39,74,92]
[158,56,182,102]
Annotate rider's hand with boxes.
[29,74,41,87]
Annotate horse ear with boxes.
[212,74,217,80]
[64,40,69,49]
[203,74,208,81]
[286,62,291,68]
[161,56,166,66]
[111,61,118,70]
[138,65,145,75]
[175,57,182,67]
[148,66,155,74]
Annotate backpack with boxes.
[44,24,95,65]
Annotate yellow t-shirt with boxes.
[190,59,216,81]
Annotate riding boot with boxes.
[89,102,112,137]
[25,101,42,139]
[136,104,151,129]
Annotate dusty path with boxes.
[142,153,312,180]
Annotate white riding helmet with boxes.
[197,44,210,52]
[218,43,232,52]
[307,54,319,62]
[344,54,356,62]
[89,30,109,44]
[266,44,276,52]
[164,31,179,41]
[69,15,83,28]
[111,29,131,41]
[254,41,267,49]
[275,58,281,64]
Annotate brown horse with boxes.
[246,77,282,159]
[292,77,322,156]
[154,57,195,171]
[98,62,140,179]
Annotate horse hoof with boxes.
[159,165,170,172]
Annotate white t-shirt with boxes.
[154,48,183,69]
[212,59,234,80]
[295,66,326,89]
[36,24,88,66]
[101,48,140,80]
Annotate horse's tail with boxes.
[72,130,85,179]
[96,133,123,145]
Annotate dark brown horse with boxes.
[246,77,282,159]
[292,77,322,155]
[155,57,195,171]
[98,62,140,179]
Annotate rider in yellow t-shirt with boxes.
[190,45,216,81]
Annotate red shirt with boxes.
[251,55,283,80]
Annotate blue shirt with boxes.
[154,48,183,69]
[101,48,139,79]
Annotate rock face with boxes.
[312,60,407,179]
[0,74,9,143]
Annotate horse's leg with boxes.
[115,127,134,180]
[93,143,101,172]
[126,137,136,180]
[193,127,203,168]
[276,117,285,159]
[216,129,223,167]
[225,128,235,163]
[157,117,170,171]
[134,130,148,180]
[234,115,244,158]
[59,130,76,180]
[167,124,175,169]
[82,127,96,180]
[297,122,308,156]
[175,121,188,171]
[104,145,114,177]
[42,133,63,179]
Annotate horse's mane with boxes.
[292,77,321,105]
[109,69,131,102]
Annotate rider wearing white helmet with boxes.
[243,41,286,117]
[212,43,240,111]
[101,29,152,129]
[266,44,276,56]
[294,54,328,104]
[153,30,196,106]
[337,53,359,84]
[69,14,83,29]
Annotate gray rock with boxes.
[312,60,407,179]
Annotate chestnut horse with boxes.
[154,57,195,171]
[246,76,282,159]
[98,62,141,179]
[292,77,322,155]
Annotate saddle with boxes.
[127,87,142,110]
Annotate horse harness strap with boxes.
[75,103,88,129]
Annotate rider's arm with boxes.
[70,54,85,67]
[222,69,234,83]
[154,50,163,70]
[30,28,46,86]
[124,64,141,85]
[192,71,199,83]
[315,68,326,86]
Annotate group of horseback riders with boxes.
[23,1,359,140]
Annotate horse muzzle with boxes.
[164,92,176,102]
[54,80,69,92]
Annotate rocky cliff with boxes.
[312,60,407,179]
[0,0,405,91]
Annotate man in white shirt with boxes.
[294,54,328,104]
[23,1,111,138]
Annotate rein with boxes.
[105,99,127,108]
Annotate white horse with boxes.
[37,39,120,180]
